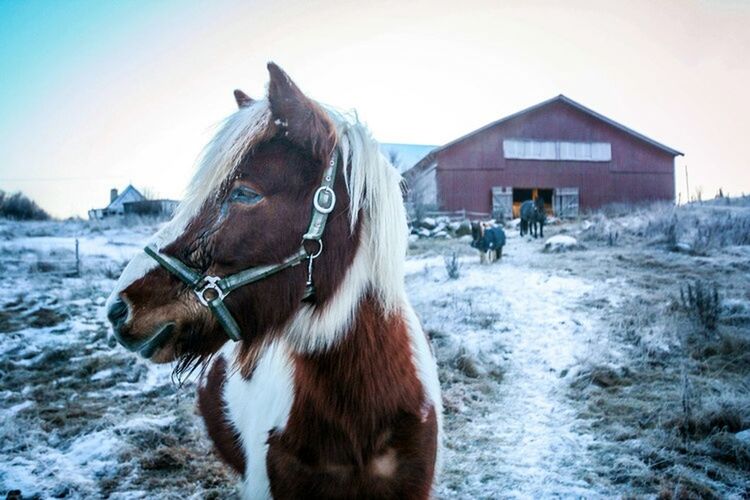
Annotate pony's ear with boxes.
[266,62,336,163]
[233,89,255,109]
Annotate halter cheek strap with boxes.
[144,149,339,342]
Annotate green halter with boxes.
[144,149,339,342]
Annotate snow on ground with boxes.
[2,235,142,260]
[3,207,748,498]
[1,219,623,498]
[0,221,229,499]
[408,231,616,498]
[0,219,619,498]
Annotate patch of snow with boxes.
[66,430,122,473]
[117,414,176,431]
[90,368,113,381]
[420,217,437,230]
[544,235,582,252]
[5,400,33,416]
[0,430,124,497]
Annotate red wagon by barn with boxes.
[404,95,683,219]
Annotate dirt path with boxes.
[407,234,617,498]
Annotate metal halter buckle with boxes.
[312,186,336,214]
[195,276,226,306]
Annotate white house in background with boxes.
[88,185,144,219]
[380,143,437,173]
[88,185,178,220]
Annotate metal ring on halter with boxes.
[312,186,336,214]
[195,276,226,307]
[308,240,323,259]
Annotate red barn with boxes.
[404,95,683,218]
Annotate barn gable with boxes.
[435,95,682,158]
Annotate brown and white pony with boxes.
[106,63,442,499]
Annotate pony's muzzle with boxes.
[107,298,129,331]
[108,297,140,351]
[108,297,175,358]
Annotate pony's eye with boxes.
[228,186,263,205]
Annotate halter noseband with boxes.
[143,149,339,342]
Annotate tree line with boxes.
[0,190,50,220]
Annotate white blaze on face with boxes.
[105,213,194,314]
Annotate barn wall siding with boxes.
[434,100,677,213]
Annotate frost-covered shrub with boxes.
[101,260,128,280]
[694,212,750,250]
[679,280,720,332]
[640,207,679,246]
[666,388,750,438]
[452,348,480,378]
[443,252,461,280]
[585,201,750,253]
[607,230,619,246]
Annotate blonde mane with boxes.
[169,100,408,313]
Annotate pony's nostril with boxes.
[107,298,129,329]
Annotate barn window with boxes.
[503,140,557,160]
[575,142,590,159]
[560,141,611,161]
[591,142,611,161]
[503,139,611,162]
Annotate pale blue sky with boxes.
[1,0,748,217]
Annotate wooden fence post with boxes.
[75,239,80,277]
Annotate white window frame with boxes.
[503,139,611,162]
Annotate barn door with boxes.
[554,187,579,218]
[491,186,513,221]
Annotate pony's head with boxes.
[106,63,407,373]
[534,196,547,221]
[470,221,482,247]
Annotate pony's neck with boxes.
[292,291,423,418]
[284,233,421,416]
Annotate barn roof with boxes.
[406,95,683,178]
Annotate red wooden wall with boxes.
[435,100,677,213]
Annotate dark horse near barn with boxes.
[106,63,441,499]
[520,198,546,239]
[471,221,506,263]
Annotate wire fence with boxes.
[1,239,82,277]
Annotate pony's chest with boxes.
[263,406,437,499]
[220,342,296,497]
